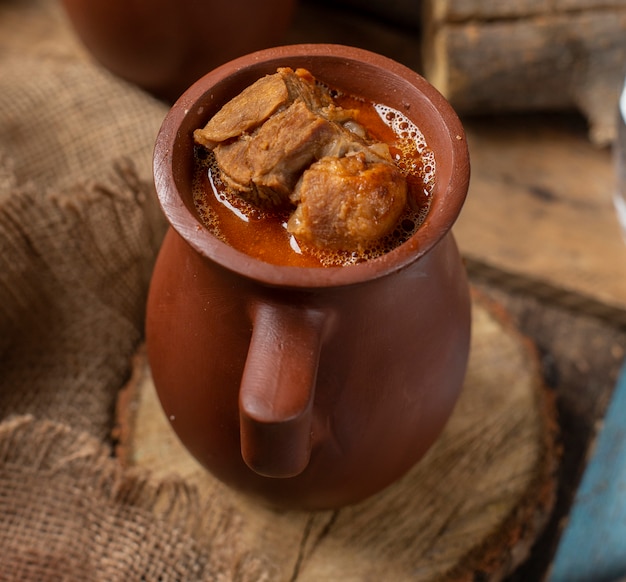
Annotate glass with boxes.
[614,77,626,239]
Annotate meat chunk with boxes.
[280,67,333,113]
[193,73,289,149]
[214,99,344,207]
[193,67,332,149]
[193,66,410,251]
[287,152,407,251]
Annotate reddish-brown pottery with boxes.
[146,44,472,510]
[60,0,295,102]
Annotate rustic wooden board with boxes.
[548,362,626,582]
[471,281,626,582]
[421,0,626,145]
[455,114,626,319]
[425,0,626,21]
[114,293,558,581]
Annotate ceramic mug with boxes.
[146,44,471,510]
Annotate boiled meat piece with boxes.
[214,99,345,207]
[280,67,333,113]
[287,152,407,251]
[193,73,289,149]
[193,67,332,149]
[194,66,410,251]
[194,67,376,208]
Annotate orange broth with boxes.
[192,92,435,267]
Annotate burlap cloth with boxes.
[0,1,273,579]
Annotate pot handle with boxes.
[239,300,326,478]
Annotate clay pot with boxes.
[60,0,295,102]
[146,44,471,510]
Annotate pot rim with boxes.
[153,43,470,289]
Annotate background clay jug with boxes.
[60,0,295,102]
[146,44,472,510]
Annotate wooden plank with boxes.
[548,361,626,582]
[429,0,626,22]
[454,113,626,316]
[421,0,626,145]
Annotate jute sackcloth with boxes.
[0,4,167,441]
[0,1,273,579]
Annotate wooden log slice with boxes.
[422,1,626,145]
[114,290,558,581]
